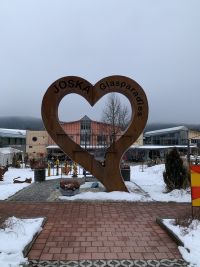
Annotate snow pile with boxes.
[164,219,200,267]
[59,181,152,202]
[59,164,191,202]
[0,217,44,267]
[0,168,34,200]
[131,164,191,202]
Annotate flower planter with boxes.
[59,178,80,196]
[60,188,79,196]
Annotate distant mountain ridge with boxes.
[0,116,199,132]
[0,116,44,130]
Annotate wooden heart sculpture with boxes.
[41,75,148,192]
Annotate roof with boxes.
[46,145,60,149]
[130,145,196,150]
[144,126,188,137]
[80,115,91,122]
[0,147,22,154]
[60,115,92,125]
[46,145,107,149]
[0,128,26,139]
[60,116,117,127]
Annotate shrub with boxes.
[163,148,190,191]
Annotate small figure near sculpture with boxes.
[72,162,78,178]
[62,161,71,175]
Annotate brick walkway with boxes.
[0,201,190,263]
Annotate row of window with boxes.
[145,131,188,145]
[0,137,25,146]
[80,135,115,146]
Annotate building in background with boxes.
[0,147,23,166]
[0,128,26,152]
[26,130,48,158]
[126,126,200,163]
[144,126,200,147]
[189,129,200,147]
[26,116,143,160]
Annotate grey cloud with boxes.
[0,0,199,124]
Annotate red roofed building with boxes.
[26,116,125,160]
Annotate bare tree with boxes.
[118,104,130,131]
[101,93,131,140]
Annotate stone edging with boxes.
[156,217,184,247]
[23,217,47,257]
[27,259,188,267]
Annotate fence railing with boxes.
[47,133,125,161]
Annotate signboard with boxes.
[42,75,148,192]
[191,165,200,206]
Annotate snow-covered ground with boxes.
[60,181,152,201]
[131,164,191,202]
[0,164,191,202]
[60,164,191,202]
[0,168,34,200]
[0,167,83,200]
[164,219,200,267]
[0,216,44,267]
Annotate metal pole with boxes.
[187,138,190,167]
[61,161,62,178]
[187,138,194,218]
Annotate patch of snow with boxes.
[59,182,153,202]
[0,147,22,154]
[0,128,26,136]
[0,164,191,202]
[163,219,200,267]
[80,182,102,189]
[131,164,191,202]
[0,216,44,267]
[0,168,34,200]
[144,126,187,136]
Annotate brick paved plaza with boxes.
[0,201,190,264]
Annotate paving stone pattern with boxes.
[29,259,188,266]
[7,179,105,202]
[0,201,190,265]
[8,179,61,201]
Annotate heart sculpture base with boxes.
[41,75,148,192]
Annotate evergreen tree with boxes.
[163,148,190,191]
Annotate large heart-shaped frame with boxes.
[42,75,148,192]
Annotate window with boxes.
[10,138,15,145]
[191,139,199,144]
[97,135,106,145]
[80,134,90,146]
[32,137,37,142]
[81,121,91,131]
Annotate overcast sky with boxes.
[0,0,200,124]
